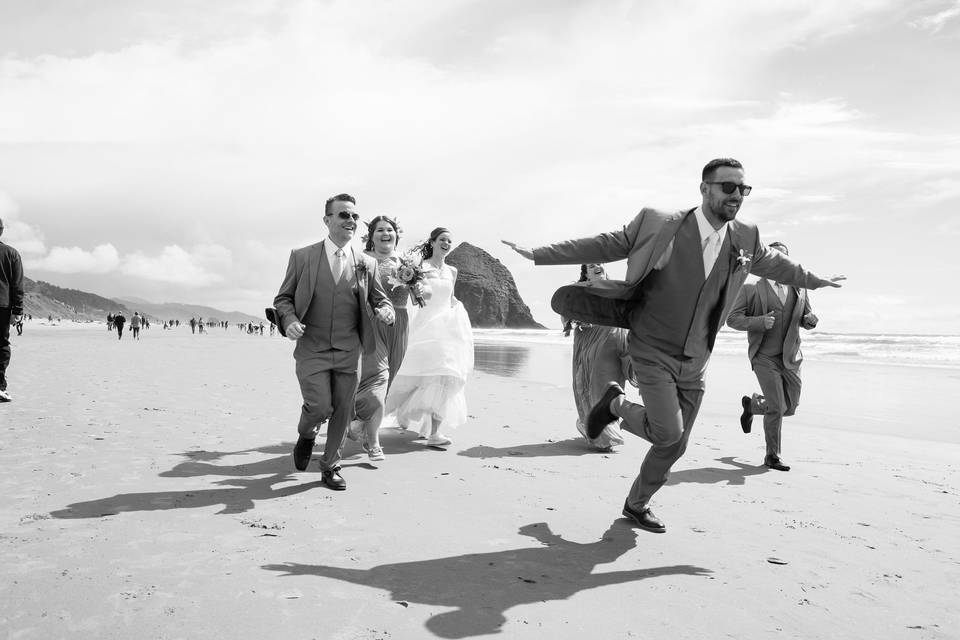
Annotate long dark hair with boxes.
[420,227,451,260]
[364,216,400,251]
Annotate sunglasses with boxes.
[705,181,752,196]
[329,211,361,221]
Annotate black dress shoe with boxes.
[622,501,666,533]
[586,382,625,439]
[293,437,315,471]
[739,395,753,434]
[764,455,790,471]
[321,467,347,491]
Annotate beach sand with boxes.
[1,324,958,639]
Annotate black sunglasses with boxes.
[329,211,361,221]
[705,181,752,196]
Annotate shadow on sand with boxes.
[263,520,711,638]
[457,438,606,460]
[48,442,353,518]
[666,456,770,487]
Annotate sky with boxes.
[1,0,958,334]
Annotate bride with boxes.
[385,227,474,447]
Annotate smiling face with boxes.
[430,231,453,257]
[700,165,746,225]
[371,221,398,254]
[585,263,606,281]
[323,200,358,245]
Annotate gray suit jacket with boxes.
[0,240,24,314]
[726,280,816,369]
[273,242,392,356]
[534,207,834,338]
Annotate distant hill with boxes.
[20,277,261,324]
[22,277,133,321]
[114,298,261,325]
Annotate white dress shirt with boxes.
[694,206,729,279]
[322,237,354,284]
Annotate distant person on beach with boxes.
[385,227,474,448]
[0,217,25,403]
[189,317,197,334]
[726,242,819,472]
[503,158,845,533]
[273,193,394,490]
[113,312,126,340]
[107,312,114,331]
[349,215,419,461]
[130,312,142,340]
[563,264,635,451]
[15,316,24,336]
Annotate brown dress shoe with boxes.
[622,501,666,533]
[321,467,347,490]
[764,455,791,471]
[586,382,625,439]
[293,437,315,471]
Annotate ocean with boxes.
[472,328,960,386]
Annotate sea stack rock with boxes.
[447,242,545,329]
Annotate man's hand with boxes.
[803,312,819,326]
[501,240,534,261]
[376,306,395,325]
[286,321,305,341]
[823,275,846,288]
[761,312,776,330]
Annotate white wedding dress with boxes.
[385,265,474,434]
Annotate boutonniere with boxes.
[735,249,752,268]
[355,261,369,279]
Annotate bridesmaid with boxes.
[565,263,636,451]
[351,216,417,461]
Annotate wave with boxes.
[472,328,960,368]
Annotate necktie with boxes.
[775,282,786,304]
[702,232,721,278]
[332,248,345,283]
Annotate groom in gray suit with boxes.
[504,158,844,532]
[274,193,394,490]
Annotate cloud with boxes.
[909,1,960,32]
[122,244,231,286]
[0,190,46,255]
[28,244,120,273]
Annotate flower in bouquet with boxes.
[387,251,426,307]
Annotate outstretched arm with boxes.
[502,210,646,266]
[750,242,845,290]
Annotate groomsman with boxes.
[726,242,818,472]
[273,193,394,490]
[504,158,845,533]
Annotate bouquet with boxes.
[387,251,426,307]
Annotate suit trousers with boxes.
[295,339,362,472]
[0,307,10,391]
[615,342,708,509]
[749,353,801,458]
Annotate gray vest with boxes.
[758,285,796,358]
[630,213,731,359]
[301,247,361,351]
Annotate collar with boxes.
[323,237,351,255]
[694,206,728,245]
